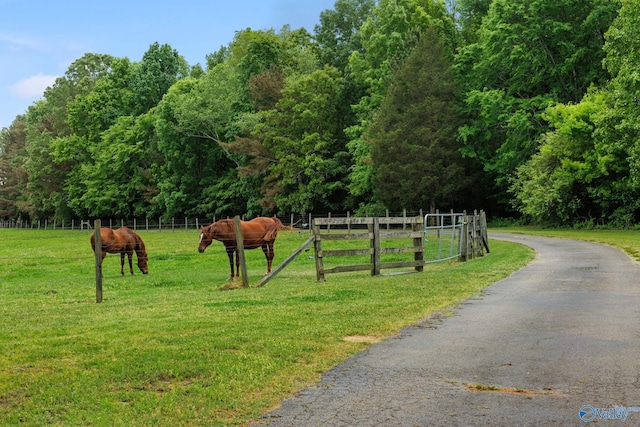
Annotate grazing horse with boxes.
[198,217,281,280]
[90,227,149,276]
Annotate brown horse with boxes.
[198,217,281,280]
[90,227,149,276]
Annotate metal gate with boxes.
[423,212,465,263]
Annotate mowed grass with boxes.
[0,228,533,426]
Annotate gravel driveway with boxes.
[253,233,640,426]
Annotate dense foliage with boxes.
[2,0,638,226]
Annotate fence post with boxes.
[473,210,481,258]
[403,209,406,231]
[313,219,325,282]
[371,217,380,276]
[413,219,424,272]
[459,210,468,262]
[480,210,490,253]
[94,219,103,303]
[233,216,249,287]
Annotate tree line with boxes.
[0,0,636,227]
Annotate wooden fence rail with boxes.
[312,216,424,281]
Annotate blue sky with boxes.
[0,0,337,130]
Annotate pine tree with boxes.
[369,27,466,212]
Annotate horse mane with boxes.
[208,219,236,244]
[134,233,146,255]
[221,219,236,239]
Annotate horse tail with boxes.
[271,216,293,231]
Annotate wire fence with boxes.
[0,210,479,268]
[0,210,432,232]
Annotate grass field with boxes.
[0,227,534,426]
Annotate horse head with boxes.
[137,254,149,274]
[199,220,236,253]
[135,239,149,274]
[198,225,214,253]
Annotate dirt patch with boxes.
[219,281,246,291]
[464,382,565,396]
[343,335,384,344]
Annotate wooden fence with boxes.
[423,210,489,263]
[312,216,424,281]
[459,210,490,261]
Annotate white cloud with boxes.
[0,33,49,52]
[10,73,58,99]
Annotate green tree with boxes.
[13,53,116,221]
[454,0,492,43]
[369,27,465,212]
[314,0,375,210]
[511,89,634,225]
[0,117,28,219]
[315,0,376,72]
[43,53,116,137]
[66,57,135,144]
[244,27,319,112]
[21,102,65,220]
[56,44,186,219]
[602,0,640,192]
[457,0,620,214]
[153,66,254,219]
[129,42,189,116]
[230,27,319,109]
[245,66,347,214]
[347,0,458,210]
[67,112,159,218]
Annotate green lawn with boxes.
[0,228,533,426]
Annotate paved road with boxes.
[253,233,640,426]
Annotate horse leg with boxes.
[268,242,275,273]
[235,250,240,280]
[226,248,235,280]
[101,252,107,278]
[262,243,274,275]
[127,251,134,275]
[120,252,125,276]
